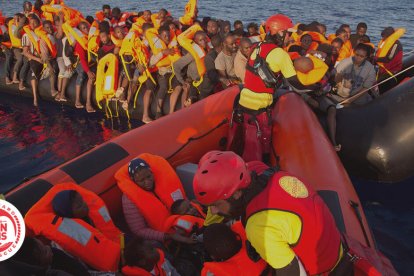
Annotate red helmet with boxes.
[193,151,251,205]
[265,14,295,35]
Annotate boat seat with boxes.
[176,163,198,200]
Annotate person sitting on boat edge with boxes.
[123,237,180,276]
[202,222,267,276]
[332,43,376,105]
[24,183,123,272]
[193,151,352,275]
[115,153,197,245]
[227,13,316,163]
[3,236,90,276]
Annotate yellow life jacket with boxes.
[34,26,57,58]
[296,55,328,86]
[376,28,405,58]
[62,22,88,50]
[87,21,100,62]
[179,0,197,26]
[111,33,123,48]
[177,24,206,86]
[146,27,172,68]
[8,19,22,48]
[151,13,162,29]
[131,16,146,36]
[96,53,119,109]
[23,25,41,54]
[41,4,83,22]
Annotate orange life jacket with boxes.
[41,4,82,22]
[122,249,167,276]
[179,0,197,26]
[112,12,130,29]
[245,162,341,275]
[96,10,111,23]
[62,22,88,50]
[87,21,100,61]
[146,28,181,69]
[24,182,122,272]
[23,25,41,54]
[337,39,353,62]
[201,222,267,276]
[115,153,186,231]
[163,203,206,235]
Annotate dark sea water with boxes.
[1,0,414,275]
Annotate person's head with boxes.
[111,7,121,20]
[265,14,295,46]
[143,10,152,22]
[300,33,313,50]
[207,19,219,36]
[221,20,231,34]
[356,22,367,36]
[99,29,111,44]
[52,190,89,218]
[210,34,223,52]
[193,151,251,218]
[23,1,33,13]
[339,24,351,37]
[239,37,252,57]
[102,4,111,19]
[99,21,110,34]
[12,237,53,267]
[247,22,259,36]
[158,26,171,44]
[158,8,168,20]
[42,20,54,35]
[128,158,155,191]
[381,27,395,39]
[33,0,43,13]
[28,14,41,30]
[194,30,207,50]
[223,33,237,54]
[353,43,370,66]
[234,20,243,31]
[317,24,327,35]
[357,34,370,44]
[335,28,349,42]
[113,26,125,39]
[331,37,343,55]
[171,199,200,217]
[78,21,90,35]
[85,15,94,25]
[296,23,306,36]
[294,56,314,73]
[203,223,242,261]
[124,238,160,272]
[142,22,154,35]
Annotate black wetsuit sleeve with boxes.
[285,75,321,93]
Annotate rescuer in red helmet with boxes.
[227,14,317,163]
[193,150,352,275]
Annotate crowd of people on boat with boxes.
[0,0,404,127]
[4,151,354,276]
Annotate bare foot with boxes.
[75,103,84,109]
[334,144,342,152]
[33,100,38,107]
[86,106,96,113]
[142,117,153,124]
[12,79,20,84]
[51,90,59,98]
[19,83,26,91]
[122,101,128,111]
[5,78,12,85]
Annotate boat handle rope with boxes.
[166,118,229,161]
[349,200,371,248]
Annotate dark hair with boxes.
[297,23,307,32]
[43,20,53,27]
[137,11,144,17]
[112,7,121,18]
[232,28,244,37]
[124,238,159,268]
[5,17,14,26]
[354,43,371,56]
[247,22,258,31]
[99,21,111,33]
[339,24,350,29]
[33,0,43,12]
[171,199,186,215]
[381,27,395,38]
[28,14,41,25]
[102,4,111,10]
[240,37,252,46]
[209,35,222,49]
[142,23,154,32]
[306,21,321,32]
[234,20,243,27]
[204,223,242,261]
[331,37,344,46]
[357,22,367,30]
[12,237,38,266]
[300,33,312,41]
[159,8,168,15]
[194,30,206,40]
[335,28,347,36]
[158,26,170,35]
[85,15,94,25]
[359,34,371,43]
[317,43,333,55]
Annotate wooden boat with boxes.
[5,86,397,275]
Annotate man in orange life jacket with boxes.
[227,14,316,163]
[193,151,352,275]
[374,27,403,81]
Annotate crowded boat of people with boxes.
[0,0,406,275]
